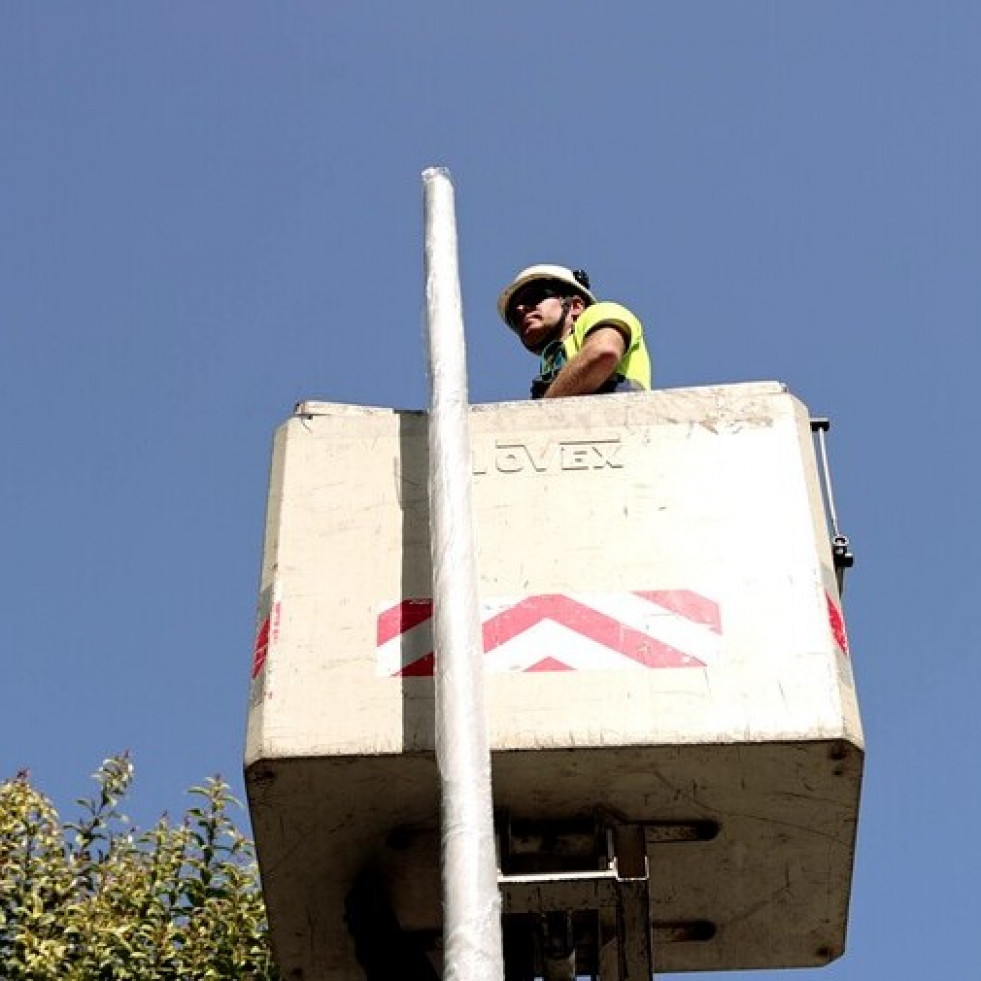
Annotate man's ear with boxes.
[568,296,587,317]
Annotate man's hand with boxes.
[543,325,627,398]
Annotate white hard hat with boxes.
[497,264,596,325]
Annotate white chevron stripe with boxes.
[574,592,723,667]
[376,590,723,676]
[483,620,652,673]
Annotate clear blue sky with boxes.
[2,3,978,978]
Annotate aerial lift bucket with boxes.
[245,383,863,980]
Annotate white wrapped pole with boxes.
[422,167,504,981]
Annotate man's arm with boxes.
[543,325,627,398]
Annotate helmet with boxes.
[497,264,596,326]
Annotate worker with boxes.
[497,264,651,398]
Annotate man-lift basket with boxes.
[245,382,863,980]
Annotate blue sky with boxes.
[2,3,979,978]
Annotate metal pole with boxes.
[422,166,504,981]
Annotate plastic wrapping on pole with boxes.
[422,167,504,981]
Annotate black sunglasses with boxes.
[507,283,564,326]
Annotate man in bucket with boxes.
[498,264,651,398]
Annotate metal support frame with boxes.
[499,867,652,981]
[495,815,722,981]
[494,814,719,980]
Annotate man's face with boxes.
[508,282,569,352]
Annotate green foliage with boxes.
[0,756,279,980]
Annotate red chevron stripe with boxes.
[634,590,722,632]
[377,598,433,646]
[527,656,573,672]
[481,594,702,669]
[251,617,270,679]
[401,651,435,677]
[826,592,849,656]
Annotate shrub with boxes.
[0,756,278,980]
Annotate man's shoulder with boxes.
[576,301,643,341]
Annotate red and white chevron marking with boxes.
[376,590,723,677]
[826,591,849,657]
